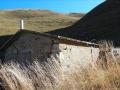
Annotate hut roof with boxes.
[0,35,13,48]
[0,30,98,52]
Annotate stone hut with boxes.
[0,30,99,68]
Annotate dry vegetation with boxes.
[0,43,120,90]
[0,10,81,35]
[60,60,120,90]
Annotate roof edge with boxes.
[22,29,99,46]
[0,29,99,51]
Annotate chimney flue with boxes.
[20,19,24,30]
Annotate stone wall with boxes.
[4,33,54,63]
[59,44,99,72]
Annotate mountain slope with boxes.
[49,0,120,45]
[0,10,83,35]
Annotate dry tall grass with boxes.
[0,57,63,90]
[59,59,120,90]
[0,43,120,90]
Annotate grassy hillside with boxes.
[0,10,83,35]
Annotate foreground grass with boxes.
[60,61,120,90]
[0,55,120,90]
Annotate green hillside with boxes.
[0,10,83,35]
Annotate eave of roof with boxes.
[0,29,99,52]
[0,35,13,48]
[22,30,99,47]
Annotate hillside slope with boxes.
[49,0,120,45]
[0,10,83,35]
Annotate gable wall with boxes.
[4,33,57,63]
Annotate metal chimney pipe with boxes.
[20,19,24,30]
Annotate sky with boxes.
[0,0,105,13]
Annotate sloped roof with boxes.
[0,30,98,51]
[0,35,13,48]
[48,0,120,46]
